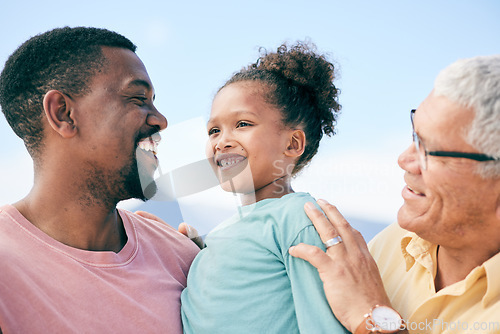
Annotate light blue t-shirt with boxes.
[181,192,348,334]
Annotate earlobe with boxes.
[284,129,306,158]
[43,90,77,138]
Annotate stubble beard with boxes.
[81,153,155,209]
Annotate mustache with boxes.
[135,128,161,145]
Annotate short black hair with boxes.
[0,26,137,157]
[221,41,341,175]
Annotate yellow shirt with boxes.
[368,223,500,334]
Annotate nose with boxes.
[213,131,235,151]
[147,107,168,131]
[398,142,421,174]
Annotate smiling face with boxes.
[71,47,167,204]
[397,91,500,249]
[206,82,298,202]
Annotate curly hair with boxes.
[219,41,341,175]
[0,26,137,157]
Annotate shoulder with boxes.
[265,193,324,248]
[0,204,30,253]
[368,222,407,265]
[259,192,317,229]
[119,209,200,258]
[268,192,316,216]
[369,223,407,250]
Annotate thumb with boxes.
[179,222,205,249]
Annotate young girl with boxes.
[181,42,348,333]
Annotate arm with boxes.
[286,226,349,333]
[289,200,407,333]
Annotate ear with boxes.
[43,90,77,138]
[284,129,306,158]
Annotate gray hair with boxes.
[433,55,500,178]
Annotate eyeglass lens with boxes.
[412,132,427,170]
[411,109,427,170]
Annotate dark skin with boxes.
[13,46,167,253]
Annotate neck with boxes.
[434,243,500,291]
[239,175,294,206]
[14,179,127,253]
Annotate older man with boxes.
[0,27,199,333]
[290,55,500,333]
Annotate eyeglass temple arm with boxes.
[428,151,499,161]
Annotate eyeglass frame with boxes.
[410,109,499,170]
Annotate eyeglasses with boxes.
[410,109,499,170]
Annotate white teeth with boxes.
[219,157,244,168]
[408,186,423,195]
[138,135,160,155]
[220,158,238,167]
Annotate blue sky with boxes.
[1,0,499,235]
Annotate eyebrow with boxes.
[207,110,259,124]
[127,79,156,100]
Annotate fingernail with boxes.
[289,246,295,253]
[317,199,327,205]
[188,225,199,239]
[305,202,315,210]
[185,224,194,238]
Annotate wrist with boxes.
[354,305,405,334]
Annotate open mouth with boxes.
[215,153,247,171]
[137,133,161,157]
[407,185,424,196]
[214,153,246,171]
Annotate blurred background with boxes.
[1,0,499,240]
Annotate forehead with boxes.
[414,90,474,147]
[214,82,265,104]
[211,82,270,114]
[93,46,154,94]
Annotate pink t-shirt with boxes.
[0,205,199,333]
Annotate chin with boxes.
[141,180,157,200]
[397,204,417,229]
[123,164,155,201]
[397,205,431,238]
[219,179,254,194]
[217,167,254,193]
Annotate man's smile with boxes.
[137,133,161,158]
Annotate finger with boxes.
[289,243,333,271]
[316,200,366,251]
[303,202,339,243]
[178,223,205,249]
[135,210,160,220]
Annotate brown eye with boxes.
[237,121,252,128]
[208,128,220,135]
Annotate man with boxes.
[0,27,199,333]
[290,55,500,333]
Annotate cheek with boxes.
[205,140,214,159]
[424,175,455,209]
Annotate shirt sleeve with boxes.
[284,224,350,334]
